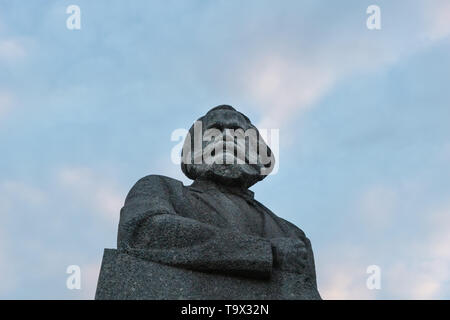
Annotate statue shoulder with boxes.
[254,200,308,240]
[276,216,308,240]
[125,174,184,203]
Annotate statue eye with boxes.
[207,123,224,131]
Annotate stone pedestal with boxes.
[95,249,320,300]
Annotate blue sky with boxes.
[0,0,449,299]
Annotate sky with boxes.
[0,0,449,299]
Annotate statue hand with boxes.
[270,237,310,274]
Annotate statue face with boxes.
[181,106,275,188]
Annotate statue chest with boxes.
[186,189,285,238]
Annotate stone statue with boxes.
[95,105,321,299]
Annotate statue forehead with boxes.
[202,109,253,130]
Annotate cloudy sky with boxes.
[0,0,449,299]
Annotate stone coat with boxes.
[113,175,320,299]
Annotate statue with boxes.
[95,105,321,299]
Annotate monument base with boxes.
[95,249,321,300]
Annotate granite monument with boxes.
[95,105,321,299]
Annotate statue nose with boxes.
[222,129,248,149]
[222,128,238,138]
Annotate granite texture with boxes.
[95,248,320,300]
[95,105,321,299]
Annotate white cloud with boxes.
[428,205,450,261]
[57,167,124,223]
[422,0,450,41]
[317,246,377,300]
[438,142,450,163]
[244,55,335,129]
[80,261,102,299]
[0,180,46,206]
[0,180,48,296]
[0,91,15,119]
[0,227,17,296]
[0,180,47,231]
[355,191,450,299]
[0,176,114,299]
[357,185,398,229]
[318,180,450,299]
[235,2,450,131]
[320,270,375,300]
[0,39,26,61]
[386,259,448,299]
[390,203,450,299]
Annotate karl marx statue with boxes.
[95,105,321,300]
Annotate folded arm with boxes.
[117,175,273,279]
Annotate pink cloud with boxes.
[57,167,124,224]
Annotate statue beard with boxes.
[184,140,267,188]
[192,162,264,188]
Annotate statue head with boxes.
[181,105,275,188]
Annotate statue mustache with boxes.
[191,138,260,165]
